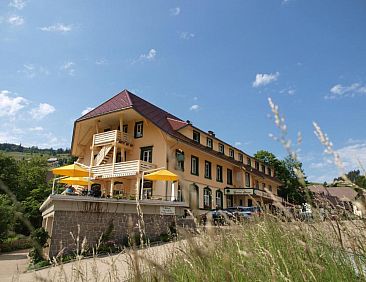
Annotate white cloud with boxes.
[234,141,242,147]
[252,72,280,87]
[133,49,157,64]
[95,58,107,65]
[180,32,195,40]
[0,90,28,117]
[60,61,75,76]
[7,15,24,26]
[29,126,43,132]
[170,7,181,16]
[280,87,296,96]
[30,103,55,120]
[189,104,200,111]
[336,142,366,172]
[139,49,156,61]
[325,83,366,99]
[19,64,49,78]
[40,23,72,33]
[81,107,94,116]
[9,0,26,10]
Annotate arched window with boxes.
[203,187,212,210]
[216,190,223,209]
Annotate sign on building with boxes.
[160,206,175,215]
[224,188,254,195]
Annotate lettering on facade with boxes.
[160,206,176,215]
[224,188,254,195]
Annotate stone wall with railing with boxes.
[40,195,191,258]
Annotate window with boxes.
[134,121,143,138]
[193,130,200,143]
[261,164,265,173]
[229,149,234,158]
[269,185,272,192]
[203,187,212,210]
[176,150,185,171]
[268,168,272,176]
[255,180,259,189]
[262,183,266,189]
[205,161,212,179]
[245,172,250,187]
[255,161,259,170]
[216,190,223,209]
[239,153,243,163]
[191,155,199,176]
[227,169,233,185]
[216,165,223,182]
[206,137,213,149]
[218,143,224,154]
[247,157,252,166]
[140,146,153,163]
[123,124,128,133]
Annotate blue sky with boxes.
[1,0,365,183]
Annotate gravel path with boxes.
[0,249,30,282]
[3,240,186,282]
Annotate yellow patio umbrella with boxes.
[59,177,94,186]
[144,169,179,181]
[52,164,91,177]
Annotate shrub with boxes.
[28,227,49,264]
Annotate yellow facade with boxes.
[71,95,282,213]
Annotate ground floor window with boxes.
[203,187,212,210]
[216,190,223,209]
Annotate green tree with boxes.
[0,153,19,196]
[334,170,366,189]
[0,195,15,241]
[254,151,308,204]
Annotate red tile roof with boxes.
[308,185,358,202]
[76,89,282,184]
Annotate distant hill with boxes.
[0,143,74,164]
[0,143,70,155]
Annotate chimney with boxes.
[208,130,215,137]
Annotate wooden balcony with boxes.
[93,130,132,146]
[91,160,156,178]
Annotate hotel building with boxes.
[71,89,283,211]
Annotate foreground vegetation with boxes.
[135,216,366,281]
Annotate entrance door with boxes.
[189,184,199,210]
[248,199,253,207]
[226,195,233,207]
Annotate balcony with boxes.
[93,130,133,146]
[91,160,156,178]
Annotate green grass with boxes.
[140,217,366,281]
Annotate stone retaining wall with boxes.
[40,196,194,258]
[49,210,178,258]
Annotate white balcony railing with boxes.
[93,130,132,146]
[91,160,156,178]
